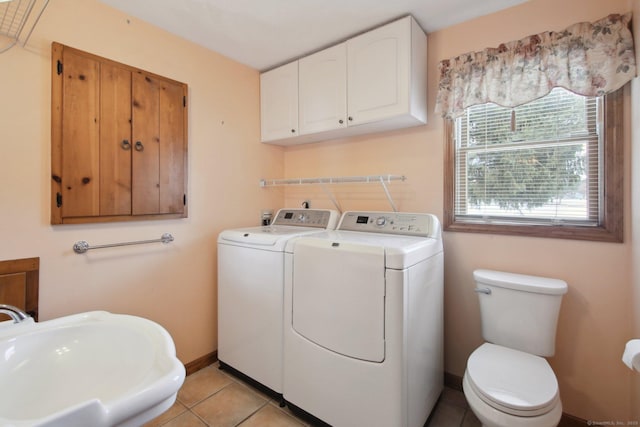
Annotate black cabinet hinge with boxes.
[183,194,186,205]
[57,60,63,75]
[56,192,62,207]
[183,96,186,107]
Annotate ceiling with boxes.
[98,0,528,71]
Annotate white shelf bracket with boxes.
[319,182,343,213]
[379,176,398,212]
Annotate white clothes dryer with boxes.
[283,211,444,427]
[217,209,338,400]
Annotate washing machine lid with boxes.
[218,226,324,248]
[218,208,339,249]
[466,343,559,416]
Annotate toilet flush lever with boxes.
[474,287,492,295]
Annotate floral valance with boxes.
[435,13,636,119]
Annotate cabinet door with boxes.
[158,80,187,214]
[260,61,298,142]
[100,63,132,216]
[298,43,347,135]
[60,50,101,218]
[132,72,161,215]
[347,17,411,126]
[132,73,186,216]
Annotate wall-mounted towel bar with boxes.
[73,233,174,254]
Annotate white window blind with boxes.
[454,87,602,226]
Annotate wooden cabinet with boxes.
[0,258,39,321]
[51,43,188,224]
[260,61,298,142]
[260,16,427,146]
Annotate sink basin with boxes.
[0,311,186,427]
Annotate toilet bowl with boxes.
[464,270,568,427]
[463,343,562,427]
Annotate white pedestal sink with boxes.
[0,311,186,426]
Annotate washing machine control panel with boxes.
[272,209,338,228]
[339,211,435,237]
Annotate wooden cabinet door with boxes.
[60,49,101,218]
[132,73,186,216]
[260,61,298,142]
[158,80,187,214]
[298,43,347,135]
[132,72,161,215]
[100,63,132,216]
[347,17,411,126]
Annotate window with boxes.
[444,87,624,242]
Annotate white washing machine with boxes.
[217,208,338,399]
[283,211,444,427]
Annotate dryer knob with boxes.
[376,217,387,227]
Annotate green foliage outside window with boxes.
[457,88,597,216]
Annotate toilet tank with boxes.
[474,269,568,357]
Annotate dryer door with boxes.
[292,238,385,362]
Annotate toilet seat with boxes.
[466,343,559,417]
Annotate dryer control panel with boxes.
[338,211,435,237]
[272,209,339,228]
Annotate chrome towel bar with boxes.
[73,233,174,254]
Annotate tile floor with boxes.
[144,362,481,427]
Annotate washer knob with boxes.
[298,214,307,222]
[376,217,387,227]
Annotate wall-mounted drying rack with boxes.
[73,233,174,254]
[0,0,50,53]
[259,174,406,213]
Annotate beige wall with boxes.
[284,0,637,421]
[0,0,283,364]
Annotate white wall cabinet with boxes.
[260,16,427,145]
[260,61,298,142]
[298,43,347,135]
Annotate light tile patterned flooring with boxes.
[144,363,481,427]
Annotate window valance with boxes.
[435,13,636,119]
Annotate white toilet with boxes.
[463,269,568,427]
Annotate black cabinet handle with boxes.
[121,140,131,150]
[134,141,144,151]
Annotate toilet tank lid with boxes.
[473,269,568,295]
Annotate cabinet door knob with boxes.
[348,116,353,121]
[291,129,296,133]
[134,141,144,152]
[121,140,131,150]
[339,119,344,124]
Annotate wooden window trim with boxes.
[443,87,625,242]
